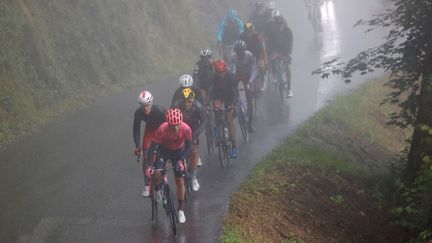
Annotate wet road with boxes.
[0,0,389,242]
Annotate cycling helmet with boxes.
[200,49,212,58]
[178,74,193,88]
[182,88,195,99]
[255,1,264,9]
[245,22,255,30]
[213,59,227,73]
[166,108,183,125]
[138,90,153,105]
[233,40,246,52]
[266,1,276,10]
[273,10,281,19]
[227,9,238,20]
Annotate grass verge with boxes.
[222,78,411,243]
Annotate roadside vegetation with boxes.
[222,79,410,242]
[0,0,251,147]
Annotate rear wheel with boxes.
[237,103,249,144]
[205,119,214,156]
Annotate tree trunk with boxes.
[406,73,432,182]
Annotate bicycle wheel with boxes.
[276,62,286,105]
[164,185,177,235]
[150,186,158,221]
[183,160,192,201]
[237,102,249,144]
[205,118,214,155]
[217,124,230,168]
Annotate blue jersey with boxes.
[216,17,244,45]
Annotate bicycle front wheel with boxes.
[164,185,177,235]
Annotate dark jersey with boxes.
[172,99,206,139]
[240,31,264,58]
[133,105,166,148]
[193,58,215,92]
[267,20,293,56]
[249,11,267,35]
[210,71,238,106]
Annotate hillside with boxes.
[222,79,411,242]
[0,0,251,146]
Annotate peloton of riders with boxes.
[132,1,294,225]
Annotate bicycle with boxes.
[149,165,178,235]
[207,107,232,168]
[205,107,215,156]
[236,89,249,144]
[183,157,193,201]
[269,56,291,104]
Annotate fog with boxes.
[0,0,391,242]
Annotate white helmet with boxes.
[200,49,212,58]
[179,74,193,88]
[138,90,153,105]
[266,1,276,10]
[273,10,281,19]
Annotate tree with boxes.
[313,0,432,239]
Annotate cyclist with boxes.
[133,90,166,197]
[240,22,268,92]
[147,108,192,224]
[172,88,206,191]
[172,74,201,105]
[248,1,267,35]
[193,49,215,107]
[210,60,238,158]
[266,10,294,97]
[216,9,244,62]
[262,1,277,37]
[229,40,258,133]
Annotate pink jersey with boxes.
[153,122,192,150]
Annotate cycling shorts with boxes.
[153,150,184,178]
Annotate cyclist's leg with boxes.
[257,57,266,91]
[225,107,236,146]
[190,141,199,176]
[284,58,293,97]
[172,158,186,211]
[242,79,255,129]
[152,154,167,192]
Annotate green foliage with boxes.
[0,0,221,145]
[391,127,432,241]
[221,225,248,243]
[330,195,344,205]
[313,0,432,240]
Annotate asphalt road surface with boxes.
[0,0,389,242]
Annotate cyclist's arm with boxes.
[180,125,193,160]
[192,104,207,139]
[147,141,159,166]
[248,54,258,84]
[216,19,226,43]
[171,88,181,107]
[236,18,244,34]
[133,109,142,148]
[192,63,200,87]
[286,26,294,55]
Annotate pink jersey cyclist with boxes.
[153,122,192,151]
[147,108,192,223]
